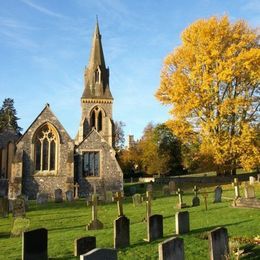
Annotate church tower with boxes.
[76,21,114,146]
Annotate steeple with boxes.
[82,20,113,100]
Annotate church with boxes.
[0,21,123,199]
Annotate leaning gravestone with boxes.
[114,216,130,249]
[54,189,63,203]
[244,185,255,199]
[159,237,184,260]
[213,186,222,203]
[11,217,30,237]
[175,211,190,235]
[80,248,117,260]
[36,193,48,204]
[208,227,229,260]
[74,236,96,256]
[145,214,163,242]
[13,197,26,218]
[0,197,9,218]
[22,228,48,260]
[66,190,74,202]
[132,193,142,207]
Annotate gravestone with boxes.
[80,248,117,260]
[168,181,176,194]
[232,178,241,198]
[87,193,103,230]
[192,186,200,207]
[114,216,130,249]
[36,193,48,204]
[22,228,48,260]
[159,237,184,260]
[213,186,222,203]
[74,236,96,256]
[13,197,26,218]
[145,214,163,242]
[54,189,63,203]
[176,188,186,209]
[66,190,74,202]
[249,176,255,185]
[0,197,9,218]
[208,227,229,260]
[11,217,30,237]
[113,191,124,217]
[175,211,190,235]
[132,193,142,207]
[162,185,170,196]
[244,185,255,199]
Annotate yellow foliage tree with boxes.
[156,16,260,174]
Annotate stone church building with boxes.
[0,22,123,199]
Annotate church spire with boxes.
[82,20,112,100]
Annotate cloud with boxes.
[20,0,64,18]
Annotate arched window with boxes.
[90,107,104,132]
[97,111,102,131]
[34,123,58,172]
[94,69,100,83]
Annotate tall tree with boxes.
[114,121,125,152]
[156,16,260,174]
[0,98,22,134]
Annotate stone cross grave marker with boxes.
[74,236,96,256]
[113,191,124,217]
[54,188,63,203]
[74,183,79,199]
[158,237,184,260]
[244,184,255,199]
[80,248,117,260]
[202,192,208,210]
[13,197,26,218]
[176,188,186,209]
[192,186,200,207]
[145,191,152,220]
[0,197,9,218]
[175,211,190,235]
[22,228,48,260]
[87,193,103,230]
[132,193,142,207]
[232,178,241,198]
[208,227,229,260]
[213,186,222,203]
[168,180,176,194]
[145,214,163,242]
[114,215,130,249]
[36,193,48,204]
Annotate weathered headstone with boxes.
[11,217,30,237]
[22,228,48,260]
[113,191,124,217]
[145,214,163,242]
[54,189,63,203]
[74,236,96,256]
[36,193,48,204]
[208,227,229,260]
[66,190,74,202]
[74,183,79,199]
[159,237,184,260]
[114,216,130,249]
[232,178,241,198]
[13,197,26,218]
[176,188,186,209]
[80,248,117,260]
[132,193,142,207]
[168,181,176,194]
[192,186,200,207]
[249,176,255,185]
[244,185,255,199]
[175,211,190,235]
[213,186,222,203]
[162,185,170,196]
[0,197,9,218]
[87,193,103,230]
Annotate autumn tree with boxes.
[113,121,125,152]
[156,16,260,174]
[0,98,22,134]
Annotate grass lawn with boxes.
[0,183,260,260]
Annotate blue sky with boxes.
[0,0,259,141]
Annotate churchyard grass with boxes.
[0,183,259,259]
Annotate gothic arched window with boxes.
[90,107,104,132]
[34,123,58,172]
[97,111,102,131]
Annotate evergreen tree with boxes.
[0,98,22,134]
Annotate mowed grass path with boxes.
[0,183,260,260]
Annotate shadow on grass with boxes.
[0,232,10,239]
[49,256,77,260]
